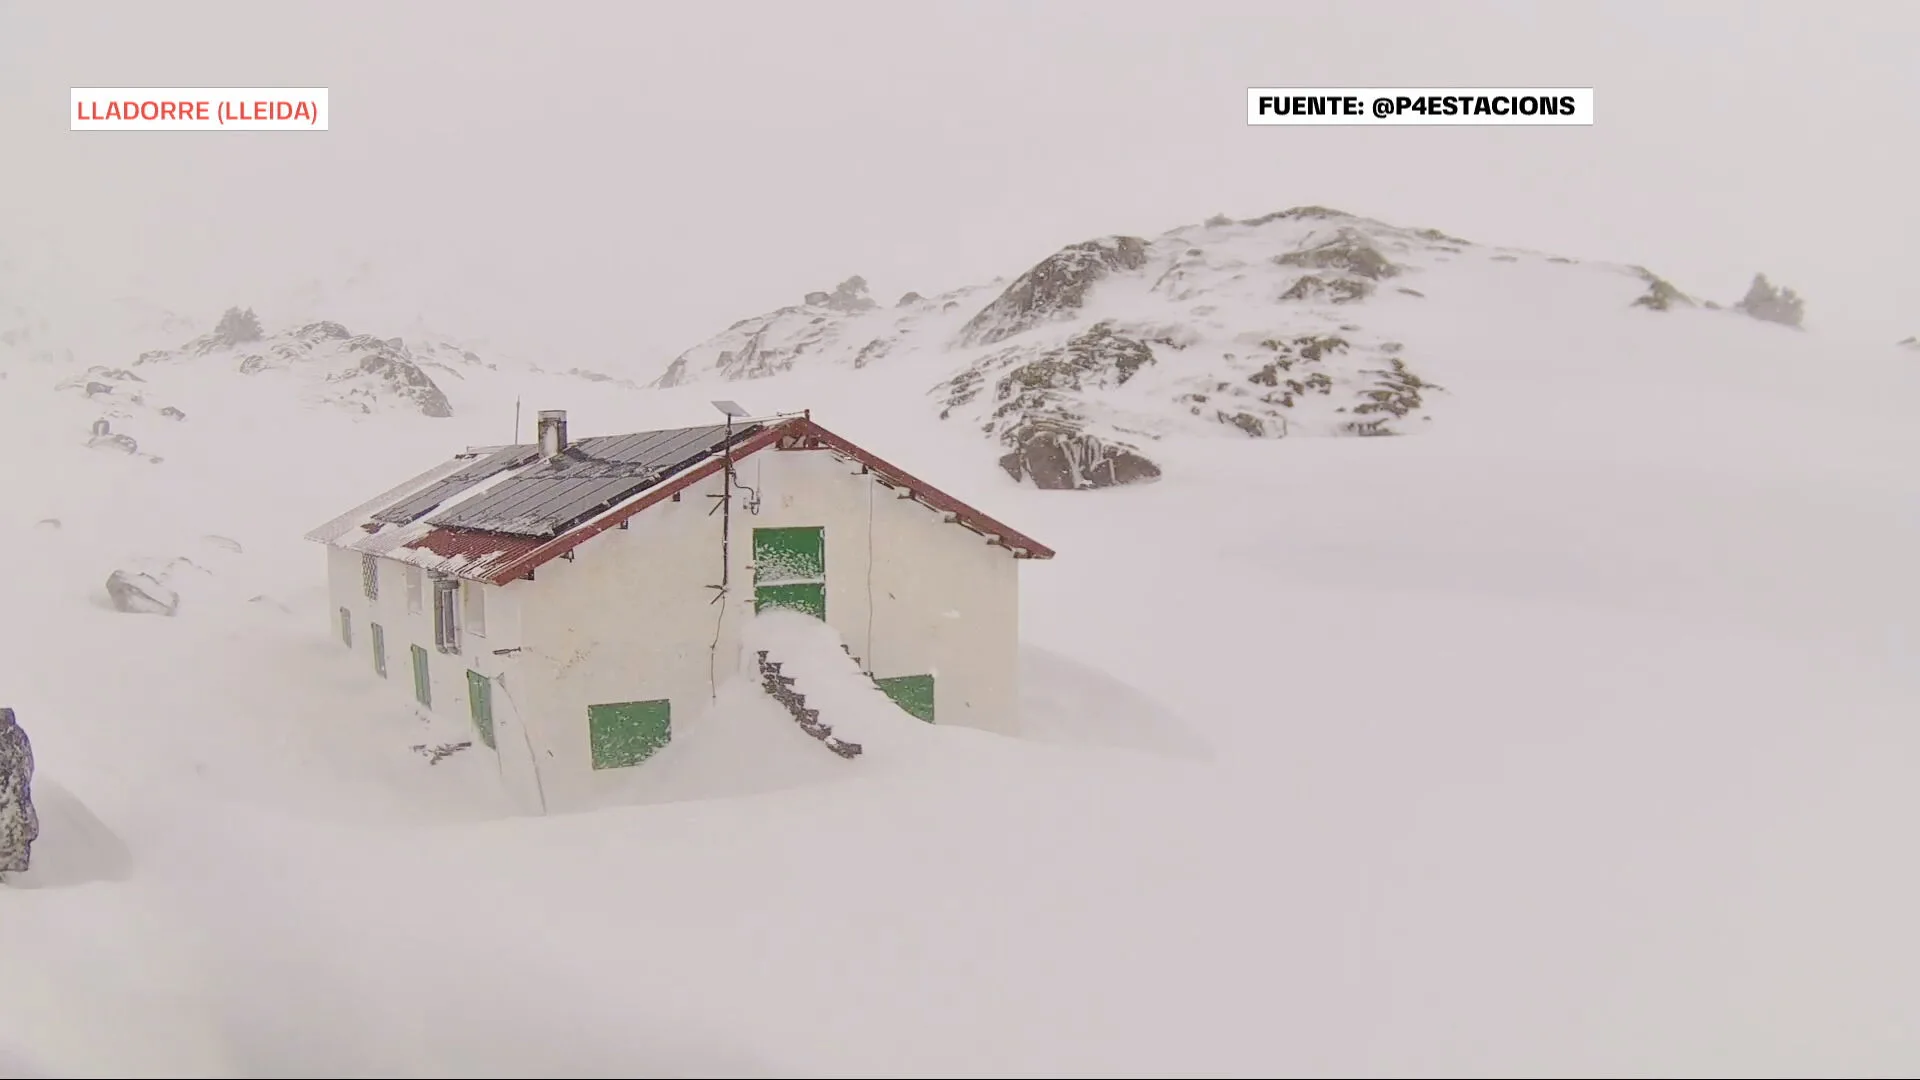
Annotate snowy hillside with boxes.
[4,209,1920,1076]
[649,206,1790,490]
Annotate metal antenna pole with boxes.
[719,411,733,594]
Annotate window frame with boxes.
[432,575,461,654]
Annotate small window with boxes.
[432,576,460,654]
[360,553,379,601]
[462,581,486,637]
[338,606,352,648]
[370,623,387,678]
[405,565,423,614]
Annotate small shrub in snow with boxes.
[1732,273,1805,328]
[213,305,265,345]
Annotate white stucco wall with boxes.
[512,445,1023,811]
[323,546,545,812]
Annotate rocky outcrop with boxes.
[1899,336,1918,349]
[145,316,455,417]
[958,237,1149,346]
[938,323,1164,489]
[1271,227,1401,281]
[995,420,1162,490]
[330,335,455,417]
[653,206,1464,485]
[804,276,878,314]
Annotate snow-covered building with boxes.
[303,410,1054,810]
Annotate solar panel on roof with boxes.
[425,422,762,538]
[370,444,543,526]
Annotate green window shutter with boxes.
[753,527,826,620]
[753,527,824,583]
[339,607,352,647]
[371,623,387,678]
[753,582,826,619]
[875,674,935,723]
[588,699,671,769]
[466,670,495,749]
[411,645,431,707]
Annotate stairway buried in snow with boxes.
[756,650,863,759]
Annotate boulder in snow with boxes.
[87,432,138,455]
[997,419,1162,490]
[0,708,38,877]
[105,569,180,615]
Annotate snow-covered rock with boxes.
[646,206,1509,487]
[140,315,456,418]
[104,569,179,615]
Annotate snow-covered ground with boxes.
[3,242,1920,1077]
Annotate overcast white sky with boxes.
[1,0,1914,371]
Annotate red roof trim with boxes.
[426,415,1053,586]
[407,527,546,571]
[782,418,1057,559]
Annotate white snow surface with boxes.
[3,232,1920,1076]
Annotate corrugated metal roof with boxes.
[371,443,543,526]
[307,415,1056,587]
[426,423,759,538]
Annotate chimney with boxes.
[537,409,569,458]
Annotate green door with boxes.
[466,669,495,749]
[588,699,671,769]
[753,526,825,619]
[876,674,935,723]
[339,607,352,647]
[411,644,431,707]
[370,623,387,678]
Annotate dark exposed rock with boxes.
[1280,275,1372,304]
[1899,336,1919,349]
[0,708,36,877]
[940,323,1157,415]
[338,342,454,417]
[896,291,924,307]
[853,337,893,369]
[939,323,1164,489]
[959,237,1149,346]
[298,320,352,341]
[996,419,1161,490]
[159,405,186,420]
